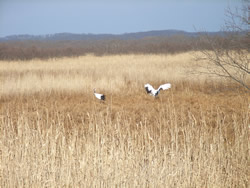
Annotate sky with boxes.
[0,0,243,37]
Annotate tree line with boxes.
[0,34,247,61]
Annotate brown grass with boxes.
[0,53,249,187]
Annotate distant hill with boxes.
[0,29,247,60]
[0,30,227,41]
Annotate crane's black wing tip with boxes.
[101,95,105,100]
[145,87,151,94]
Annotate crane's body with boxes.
[144,83,171,97]
[94,89,105,101]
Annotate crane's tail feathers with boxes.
[101,95,105,100]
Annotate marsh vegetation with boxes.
[0,53,249,187]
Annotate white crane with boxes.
[93,89,105,101]
[144,83,171,97]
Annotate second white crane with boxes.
[93,89,105,101]
[144,83,171,97]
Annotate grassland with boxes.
[0,52,249,187]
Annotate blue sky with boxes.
[0,0,242,37]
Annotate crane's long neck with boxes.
[155,88,162,96]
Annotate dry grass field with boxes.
[0,52,249,187]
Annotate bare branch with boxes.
[194,1,250,91]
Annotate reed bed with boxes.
[0,53,249,187]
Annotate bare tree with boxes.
[195,0,249,90]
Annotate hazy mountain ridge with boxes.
[0,30,227,41]
[1,29,247,60]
